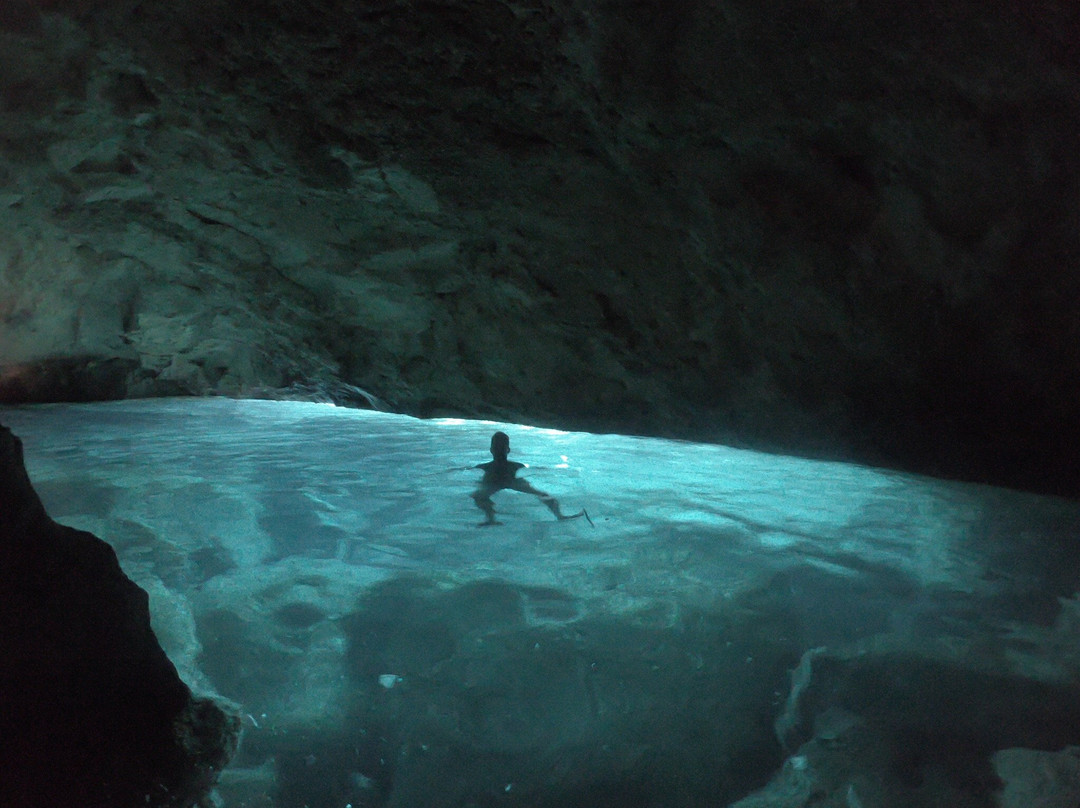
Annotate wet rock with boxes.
[752,641,1080,807]
[0,423,239,807]
[993,746,1080,808]
[791,649,1080,755]
[0,356,139,402]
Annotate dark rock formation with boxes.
[0,423,238,807]
[1,0,1078,497]
[755,643,1080,807]
[791,649,1080,756]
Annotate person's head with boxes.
[490,431,510,460]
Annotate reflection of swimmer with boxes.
[471,431,593,527]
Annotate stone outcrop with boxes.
[994,747,1080,808]
[1,0,1078,497]
[0,423,238,807]
[737,641,1080,807]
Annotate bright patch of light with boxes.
[517,424,570,436]
[5,397,1080,672]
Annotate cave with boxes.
[1,1,1079,806]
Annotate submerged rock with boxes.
[743,639,1080,807]
[993,746,1080,808]
[0,423,239,807]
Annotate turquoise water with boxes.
[4,398,1079,807]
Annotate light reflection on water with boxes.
[3,398,1080,806]
[3,397,1077,609]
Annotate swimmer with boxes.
[471,431,593,527]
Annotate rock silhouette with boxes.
[0,423,238,807]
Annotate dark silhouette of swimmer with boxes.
[472,431,593,527]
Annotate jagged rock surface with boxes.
[0,422,239,807]
[736,640,1080,808]
[1,0,1078,497]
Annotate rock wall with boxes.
[1,0,1078,497]
[0,422,238,807]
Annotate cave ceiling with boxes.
[1,0,1078,497]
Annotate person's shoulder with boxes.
[509,461,525,471]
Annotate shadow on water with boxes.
[230,575,800,808]
[217,556,1080,807]
[257,461,351,559]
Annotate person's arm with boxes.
[434,461,489,474]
